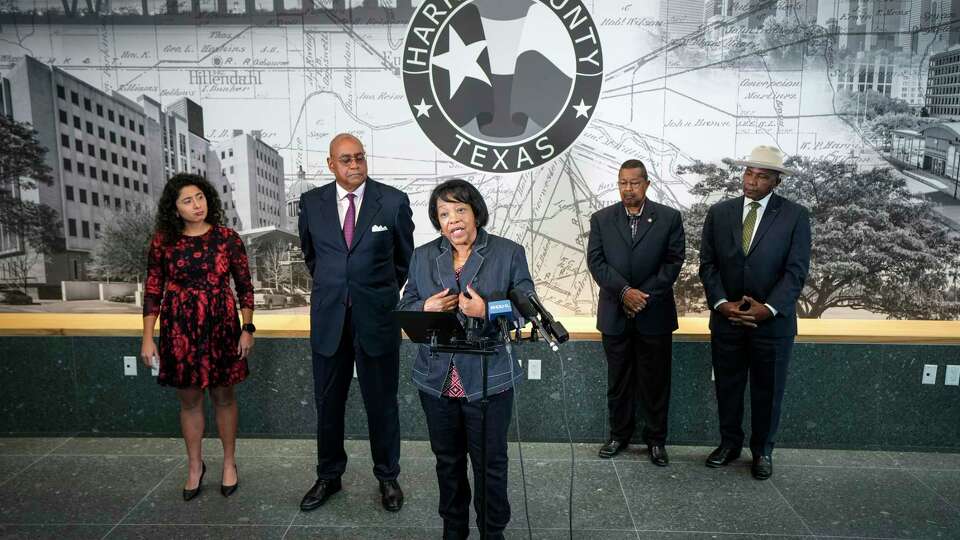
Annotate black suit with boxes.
[587,200,685,445]
[699,193,811,455]
[298,178,415,481]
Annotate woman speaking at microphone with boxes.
[397,179,534,540]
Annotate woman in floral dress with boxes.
[140,173,255,501]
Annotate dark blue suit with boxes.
[298,178,414,481]
[587,200,685,445]
[699,193,811,455]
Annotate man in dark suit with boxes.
[698,145,811,480]
[297,133,415,511]
[587,159,685,466]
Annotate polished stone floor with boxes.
[0,437,958,539]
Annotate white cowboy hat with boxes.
[728,145,797,176]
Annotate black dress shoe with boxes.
[648,444,669,467]
[598,439,628,459]
[705,446,741,468]
[300,477,342,511]
[221,464,238,497]
[182,461,206,501]
[752,454,773,480]
[379,479,404,512]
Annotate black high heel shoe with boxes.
[221,464,238,497]
[182,461,206,501]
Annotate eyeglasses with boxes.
[337,154,366,166]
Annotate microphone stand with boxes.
[430,331,499,540]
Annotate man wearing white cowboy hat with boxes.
[698,145,811,480]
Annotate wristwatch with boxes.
[241,323,256,334]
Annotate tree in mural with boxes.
[253,239,289,290]
[0,115,63,294]
[676,158,960,320]
[88,209,156,283]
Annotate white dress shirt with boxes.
[335,181,365,229]
[713,192,778,316]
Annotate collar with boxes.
[335,180,366,202]
[744,191,772,210]
[623,200,646,217]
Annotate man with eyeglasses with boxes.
[587,159,685,465]
[298,133,415,512]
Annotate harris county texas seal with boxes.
[403,0,603,173]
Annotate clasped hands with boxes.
[424,285,486,318]
[622,288,649,318]
[717,296,773,328]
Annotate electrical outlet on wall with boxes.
[123,356,137,377]
[527,359,541,380]
[945,365,960,386]
[922,364,938,385]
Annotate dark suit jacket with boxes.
[298,178,415,357]
[587,200,685,336]
[698,193,811,337]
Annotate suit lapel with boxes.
[435,239,459,293]
[614,204,632,249]
[632,202,656,247]
[434,229,488,295]
[321,185,347,252]
[746,193,783,256]
[729,196,745,254]
[458,229,487,291]
[350,179,382,251]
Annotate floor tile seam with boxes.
[631,530,907,539]
[101,523,286,528]
[99,456,185,540]
[279,499,302,539]
[767,478,816,537]
[899,465,960,517]
[17,454,946,470]
[0,522,118,526]
[609,459,643,540]
[0,436,75,490]
[612,460,916,471]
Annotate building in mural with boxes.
[926,48,960,117]
[0,55,288,293]
[0,55,161,288]
[213,130,286,231]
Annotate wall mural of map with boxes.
[0,0,958,320]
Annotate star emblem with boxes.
[431,26,491,100]
[414,98,433,118]
[572,98,592,118]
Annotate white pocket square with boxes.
[371,224,389,232]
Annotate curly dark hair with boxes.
[154,173,225,243]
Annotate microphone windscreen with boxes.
[508,289,538,319]
[487,299,515,322]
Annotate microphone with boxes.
[488,299,517,353]
[509,289,560,352]
[525,291,570,346]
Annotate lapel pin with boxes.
[647,218,653,222]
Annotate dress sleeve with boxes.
[228,229,255,310]
[143,233,166,317]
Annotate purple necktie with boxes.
[343,193,356,247]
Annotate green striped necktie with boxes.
[742,201,760,254]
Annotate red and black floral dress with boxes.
[144,225,254,389]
